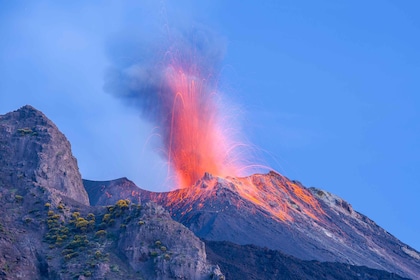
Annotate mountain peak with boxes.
[15,104,50,122]
[18,104,42,112]
[0,105,89,205]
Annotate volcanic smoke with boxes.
[106,28,241,188]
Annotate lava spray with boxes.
[106,27,245,188]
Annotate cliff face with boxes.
[116,203,222,280]
[0,105,89,205]
[0,105,89,278]
[0,106,223,280]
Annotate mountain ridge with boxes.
[1,105,419,279]
[84,172,420,279]
[0,105,223,280]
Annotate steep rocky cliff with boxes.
[0,105,89,205]
[0,106,223,279]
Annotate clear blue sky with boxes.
[1,1,419,251]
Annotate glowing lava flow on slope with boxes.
[152,171,325,223]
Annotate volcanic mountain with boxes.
[85,173,420,279]
[1,105,419,279]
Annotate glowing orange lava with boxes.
[162,62,238,188]
[151,171,325,223]
[232,172,325,221]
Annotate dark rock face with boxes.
[0,105,89,205]
[117,203,223,280]
[0,106,223,279]
[205,240,409,280]
[86,173,420,279]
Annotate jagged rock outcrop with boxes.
[0,105,89,279]
[117,203,223,280]
[0,105,223,279]
[0,105,89,205]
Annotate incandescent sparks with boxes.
[164,63,238,187]
[107,28,325,221]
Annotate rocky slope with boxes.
[205,240,409,280]
[0,106,223,280]
[86,173,420,279]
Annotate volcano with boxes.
[1,105,419,279]
[85,172,420,279]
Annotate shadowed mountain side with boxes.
[84,173,420,279]
[204,240,409,280]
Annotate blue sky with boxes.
[1,1,419,251]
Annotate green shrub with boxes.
[59,227,69,235]
[15,195,23,202]
[56,236,64,244]
[61,249,74,255]
[18,128,32,134]
[94,230,107,238]
[94,250,103,260]
[65,235,88,249]
[116,199,130,209]
[76,218,89,231]
[64,252,79,261]
[102,214,111,223]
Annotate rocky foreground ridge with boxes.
[1,105,418,279]
[0,106,222,280]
